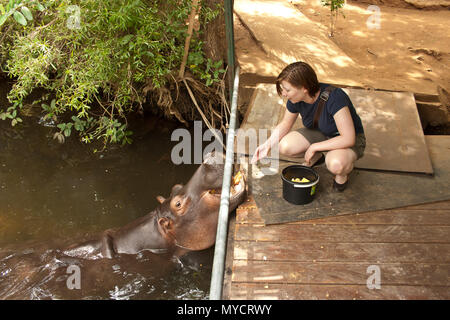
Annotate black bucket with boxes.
[281,165,319,205]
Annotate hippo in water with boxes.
[0,152,246,299]
[63,152,247,260]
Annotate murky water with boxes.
[0,101,215,299]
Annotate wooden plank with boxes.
[231,260,450,286]
[238,196,450,226]
[229,283,450,300]
[233,241,450,263]
[290,209,450,225]
[239,208,450,226]
[222,215,237,300]
[241,83,284,130]
[414,92,441,104]
[396,200,450,210]
[235,224,450,243]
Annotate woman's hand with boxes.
[251,142,270,164]
[251,108,299,164]
[304,144,317,165]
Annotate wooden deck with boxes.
[224,76,450,299]
[223,197,450,299]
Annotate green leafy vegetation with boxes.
[0,0,226,146]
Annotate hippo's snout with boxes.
[201,152,246,207]
[195,152,226,191]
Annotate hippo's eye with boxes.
[171,196,189,216]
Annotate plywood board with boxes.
[235,83,306,164]
[249,135,450,225]
[236,83,434,174]
[343,88,433,173]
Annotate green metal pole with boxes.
[224,0,235,104]
[209,66,239,300]
[209,0,238,300]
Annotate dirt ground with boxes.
[234,0,450,131]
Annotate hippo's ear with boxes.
[157,217,175,242]
[156,196,165,204]
[170,184,184,197]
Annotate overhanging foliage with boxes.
[0,0,226,146]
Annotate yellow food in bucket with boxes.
[291,177,310,183]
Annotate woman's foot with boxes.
[333,175,348,192]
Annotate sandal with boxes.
[333,179,348,192]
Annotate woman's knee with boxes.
[326,158,345,175]
[278,138,293,155]
[278,133,309,156]
[326,153,354,175]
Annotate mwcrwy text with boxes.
[177,304,272,317]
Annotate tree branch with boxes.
[178,0,200,79]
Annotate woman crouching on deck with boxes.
[251,61,366,192]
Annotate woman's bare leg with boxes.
[325,148,358,184]
[278,131,310,157]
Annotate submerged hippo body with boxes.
[64,152,246,259]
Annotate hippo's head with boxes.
[155,152,246,251]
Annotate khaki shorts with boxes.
[296,127,366,160]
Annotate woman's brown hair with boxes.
[276,61,320,98]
